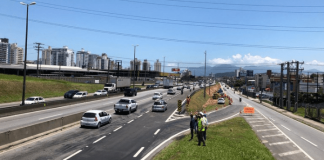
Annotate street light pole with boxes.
[21,1,36,106]
[133,45,138,89]
[204,51,206,98]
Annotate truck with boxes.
[104,77,131,92]
[163,79,174,89]
[114,98,138,114]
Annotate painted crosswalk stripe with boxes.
[278,150,302,157]
[269,141,291,146]
[133,147,145,157]
[262,134,284,138]
[249,121,265,123]
[257,128,277,132]
[252,124,272,127]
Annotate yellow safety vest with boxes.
[197,119,205,132]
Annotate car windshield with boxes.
[26,98,35,101]
[75,93,82,95]
[154,93,160,95]
[218,98,224,100]
[83,113,96,118]
[68,90,76,93]
[119,99,130,103]
[154,102,162,105]
[97,90,102,92]
[105,84,113,87]
[125,89,132,92]
[168,89,172,91]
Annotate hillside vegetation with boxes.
[0,74,103,103]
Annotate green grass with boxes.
[186,88,210,113]
[0,74,103,103]
[153,117,274,160]
[204,97,229,112]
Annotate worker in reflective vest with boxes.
[197,114,206,146]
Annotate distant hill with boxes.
[214,72,235,77]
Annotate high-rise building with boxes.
[96,53,110,70]
[10,43,24,65]
[142,59,150,71]
[76,48,90,68]
[0,38,10,64]
[130,58,141,71]
[154,59,161,72]
[50,46,74,66]
[88,54,98,69]
[42,46,52,65]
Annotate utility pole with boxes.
[307,72,309,103]
[286,62,291,110]
[163,56,165,81]
[280,63,284,108]
[34,42,43,77]
[204,51,206,98]
[106,58,111,83]
[133,45,138,89]
[317,72,319,102]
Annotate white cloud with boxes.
[305,60,324,66]
[166,63,177,67]
[209,53,282,65]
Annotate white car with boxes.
[23,96,45,105]
[177,86,182,90]
[218,98,225,104]
[94,90,107,96]
[114,98,138,114]
[80,110,111,129]
[73,91,88,98]
[152,100,168,112]
[167,88,176,95]
[152,92,163,100]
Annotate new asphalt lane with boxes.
[0,85,245,160]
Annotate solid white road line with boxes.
[113,126,122,132]
[93,136,106,144]
[154,129,160,135]
[255,108,314,160]
[262,134,284,138]
[256,128,277,132]
[301,137,318,147]
[269,117,275,121]
[269,141,291,146]
[281,125,291,131]
[133,147,145,157]
[39,114,62,120]
[127,120,134,123]
[142,113,239,160]
[63,150,82,160]
[278,150,302,157]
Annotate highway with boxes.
[0,84,245,160]
[224,84,324,160]
[0,88,166,132]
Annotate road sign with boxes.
[178,100,182,112]
[172,68,180,72]
[243,107,255,114]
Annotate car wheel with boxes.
[124,94,127,97]
[135,93,137,96]
[115,110,118,114]
[128,109,131,114]
[135,106,138,111]
[96,122,101,129]
[108,118,112,124]
[80,125,84,128]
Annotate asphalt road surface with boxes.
[0,84,245,160]
[225,85,324,160]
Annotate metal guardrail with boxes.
[305,104,324,122]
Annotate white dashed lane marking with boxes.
[93,136,106,144]
[113,126,122,132]
[281,125,291,131]
[63,150,82,160]
[301,137,318,147]
[127,120,134,123]
[154,129,160,135]
[133,147,145,157]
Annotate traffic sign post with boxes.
[178,100,182,114]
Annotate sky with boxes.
[1,0,324,72]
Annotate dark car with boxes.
[64,90,79,98]
[124,88,137,96]
[146,85,152,89]
[134,87,142,91]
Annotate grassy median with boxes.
[0,74,103,103]
[153,117,274,160]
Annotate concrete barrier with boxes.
[0,112,84,148]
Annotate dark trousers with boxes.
[203,127,207,140]
[197,131,205,145]
[190,128,194,139]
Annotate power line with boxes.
[118,0,324,14]
[9,0,324,30]
[163,0,324,8]
[1,13,324,51]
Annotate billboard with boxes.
[172,68,180,72]
[247,70,253,77]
